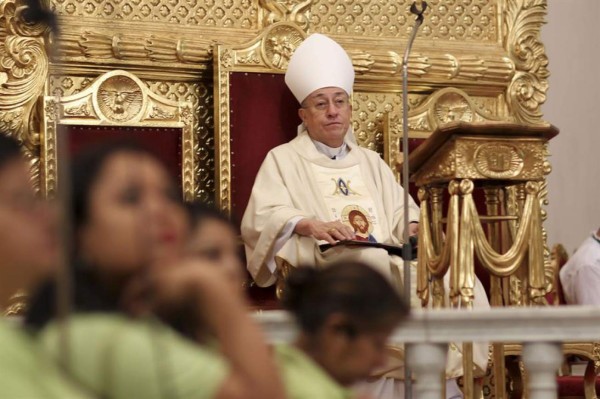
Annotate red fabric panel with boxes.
[63,125,182,186]
[228,72,300,225]
[557,375,600,396]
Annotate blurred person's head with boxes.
[26,140,188,327]
[71,140,189,290]
[282,262,408,386]
[0,133,57,306]
[185,203,244,289]
[0,134,57,290]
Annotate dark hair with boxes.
[282,262,409,336]
[186,202,236,231]
[26,139,176,330]
[0,133,23,169]
[71,139,167,232]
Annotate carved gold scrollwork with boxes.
[258,0,312,30]
[348,50,514,85]
[56,31,214,66]
[0,0,50,193]
[3,289,28,316]
[262,24,304,70]
[504,0,549,124]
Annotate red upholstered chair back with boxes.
[65,125,183,187]
[226,72,300,308]
[228,72,300,225]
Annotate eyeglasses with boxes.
[303,97,350,112]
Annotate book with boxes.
[318,239,417,260]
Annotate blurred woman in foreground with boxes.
[0,133,89,397]
[27,140,285,399]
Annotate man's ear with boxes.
[298,107,306,123]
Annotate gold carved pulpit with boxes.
[407,121,558,399]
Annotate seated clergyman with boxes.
[242,33,420,289]
[241,33,490,399]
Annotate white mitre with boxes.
[285,33,355,104]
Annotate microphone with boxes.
[410,1,428,23]
[401,3,427,399]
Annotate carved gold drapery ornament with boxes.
[459,180,544,305]
[412,123,557,308]
[417,179,545,307]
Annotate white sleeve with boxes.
[266,216,304,273]
[574,263,600,305]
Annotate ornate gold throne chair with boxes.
[213,22,306,308]
[40,70,196,199]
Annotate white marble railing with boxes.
[255,306,600,399]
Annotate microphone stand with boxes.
[401,2,427,399]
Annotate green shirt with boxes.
[275,344,353,399]
[41,314,228,399]
[0,319,88,398]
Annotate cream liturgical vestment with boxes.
[242,129,490,388]
[241,129,420,288]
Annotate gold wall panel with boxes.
[51,0,259,30]
[352,91,428,156]
[310,0,499,42]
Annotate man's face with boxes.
[298,87,352,148]
[350,214,368,234]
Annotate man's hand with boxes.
[409,221,419,237]
[294,218,355,245]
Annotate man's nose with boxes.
[326,101,338,116]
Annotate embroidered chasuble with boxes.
[310,163,384,244]
[242,129,490,382]
[241,130,420,288]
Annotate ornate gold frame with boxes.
[40,70,196,200]
[213,22,307,213]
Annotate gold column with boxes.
[430,186,446,309]
[484,186,507,399]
